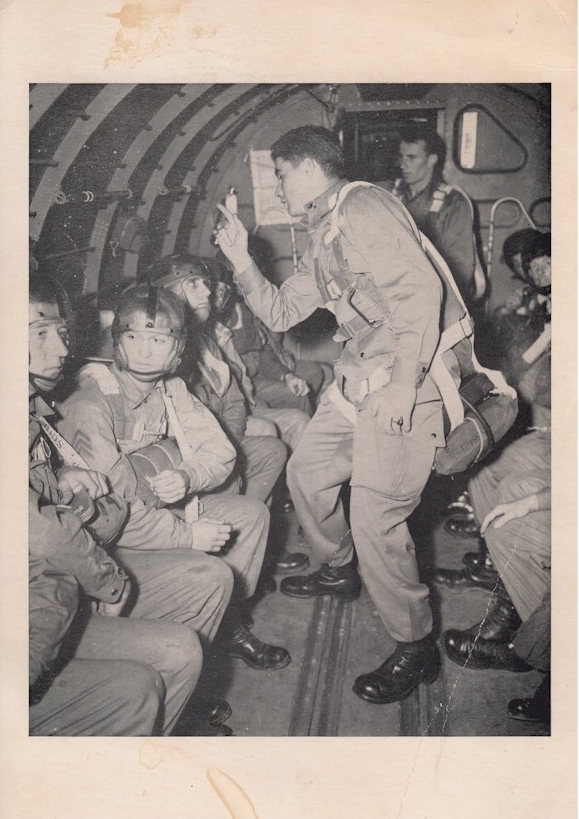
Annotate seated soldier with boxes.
[29,272,204,736]
[57,284,290,672]
[208,259,313,455]
[492,232,551,425]
[217,270,325,417]
[435,430,551,684]
[499,228,543,304]
[150,254,308,573]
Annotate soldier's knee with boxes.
[209,558,235,602]
[116,661,164,734]
[162,625,203,681]
[240,497,270,531]
[498,473,539,504]
[287,449,304,491]
[268,436,288,467]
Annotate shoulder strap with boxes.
[432,184,487,300]
[80,362,120,395]
[161,390,199,523]
[35,415,90,469]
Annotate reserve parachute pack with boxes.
[326,181,518,475]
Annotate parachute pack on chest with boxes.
[322,181,517,475]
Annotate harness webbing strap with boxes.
[323,181,515,430]
[36,415,89,469]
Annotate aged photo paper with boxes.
[0,1,576,817]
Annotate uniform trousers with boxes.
[200,495,269,603]
[209,435,286,505]
[287,390,440,642]
[469,432,551,622]
[115,547,233,646]
[249,407,310,454]
[254,375,312,417]
[30,658,164,736]
[30,615,202,736]
[238,435,286,503]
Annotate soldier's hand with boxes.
[365,384,417,434]
[191,517,232,553]
[91,579,131,617]
[284,373,310,397]
[480,495,538,533]
[58,466,109,502]
[213,204,251,269]
[148,469,190,503]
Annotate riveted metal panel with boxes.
[29,85,136,242]
[122,84,257,283]
[29,84,69,130]
[83,85,208,295]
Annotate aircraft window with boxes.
[454,105,527,173]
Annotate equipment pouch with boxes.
[345,285,386,329]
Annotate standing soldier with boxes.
[385,123,485,307]
[214,125,454,704]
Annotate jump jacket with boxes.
[29,391,128,686]
[29,392,127,601]
[56,364,236,550]
[180,333,248,446]
[234,180,443,413]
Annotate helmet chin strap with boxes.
[114,338,180,379]
[29,372,60,400]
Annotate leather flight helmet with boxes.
[149,254,212,294]
[112,284,186,374]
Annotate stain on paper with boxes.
[208,766,259,819]
[138,742,260,818]
[105,0,220,68]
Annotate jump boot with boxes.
[353,633,441,704]
[443,583,532,672]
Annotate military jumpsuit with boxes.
[234,181,446,642]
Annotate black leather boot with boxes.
[508,674,550,722]
[443,632,532,672]
[274,550,310,572]
[454,584,522,642]
[171,699,235,736]
[353,634,440,704]
[442,587,531,671]
[224,624,291,671]
[280,562,361,601]
[462,548,492,573]
[431,563,500,592]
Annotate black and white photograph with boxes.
[1,3,576,819]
